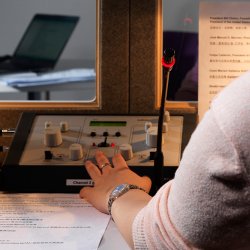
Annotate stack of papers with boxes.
[0,193,110,250]
[0,68,96,88]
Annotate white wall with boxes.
[0,0,96,61]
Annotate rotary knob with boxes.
[119,143,133,161]
[44,121,52,129]
[44,127,62,147]
[60,121,69,132]
[90,131,97,137]
[69,143,83,161]
[115,131,121,137]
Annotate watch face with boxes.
[113,184,126,195]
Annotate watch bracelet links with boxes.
[108,184,146,218]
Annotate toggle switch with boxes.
[98,137,110,147]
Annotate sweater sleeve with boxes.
[132,71,250,250]
[132,181,195,250]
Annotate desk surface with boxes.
[0,81,18,92]
[0,59,96,100]
[100,220,130,249]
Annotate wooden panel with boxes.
[98,0,130,114]
[129,0,161,114]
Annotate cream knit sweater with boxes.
[133,72,250,249]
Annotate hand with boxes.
[79,151,152,214]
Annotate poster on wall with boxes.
[199,1,250,120]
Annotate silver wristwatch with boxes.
[108,183,146,217]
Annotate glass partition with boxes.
[163,0,249,103]
[0,0,97,106]
[163,0,198,102]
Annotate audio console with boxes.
[1,112,183,192]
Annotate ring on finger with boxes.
[99,162,111,170]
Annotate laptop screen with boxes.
[13,14,79,65]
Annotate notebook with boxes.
[0,14,79,73]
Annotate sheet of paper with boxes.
[198,2,250,120]
[0,81,19,92]
[0,193,110,250]
[0,68,96,87]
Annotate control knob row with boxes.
[45,121,69,132]
[90,131,121,137]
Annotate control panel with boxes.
[1,113,183,192]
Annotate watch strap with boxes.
[108,184,146,218]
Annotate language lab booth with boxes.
[0,0,248,249]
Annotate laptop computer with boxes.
[0,14,79,73]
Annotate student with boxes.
[80,72,250,249]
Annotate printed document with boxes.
[199,2,250,120]
[0,193,110,250]
[0,68,95,87]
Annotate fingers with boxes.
[85,160,101,179]
[79,187,102,211]
[79,186,92,199]
[95,151,113,173]
[112,153,129,170]
[80,187,107,214]
[84,151,112,177]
